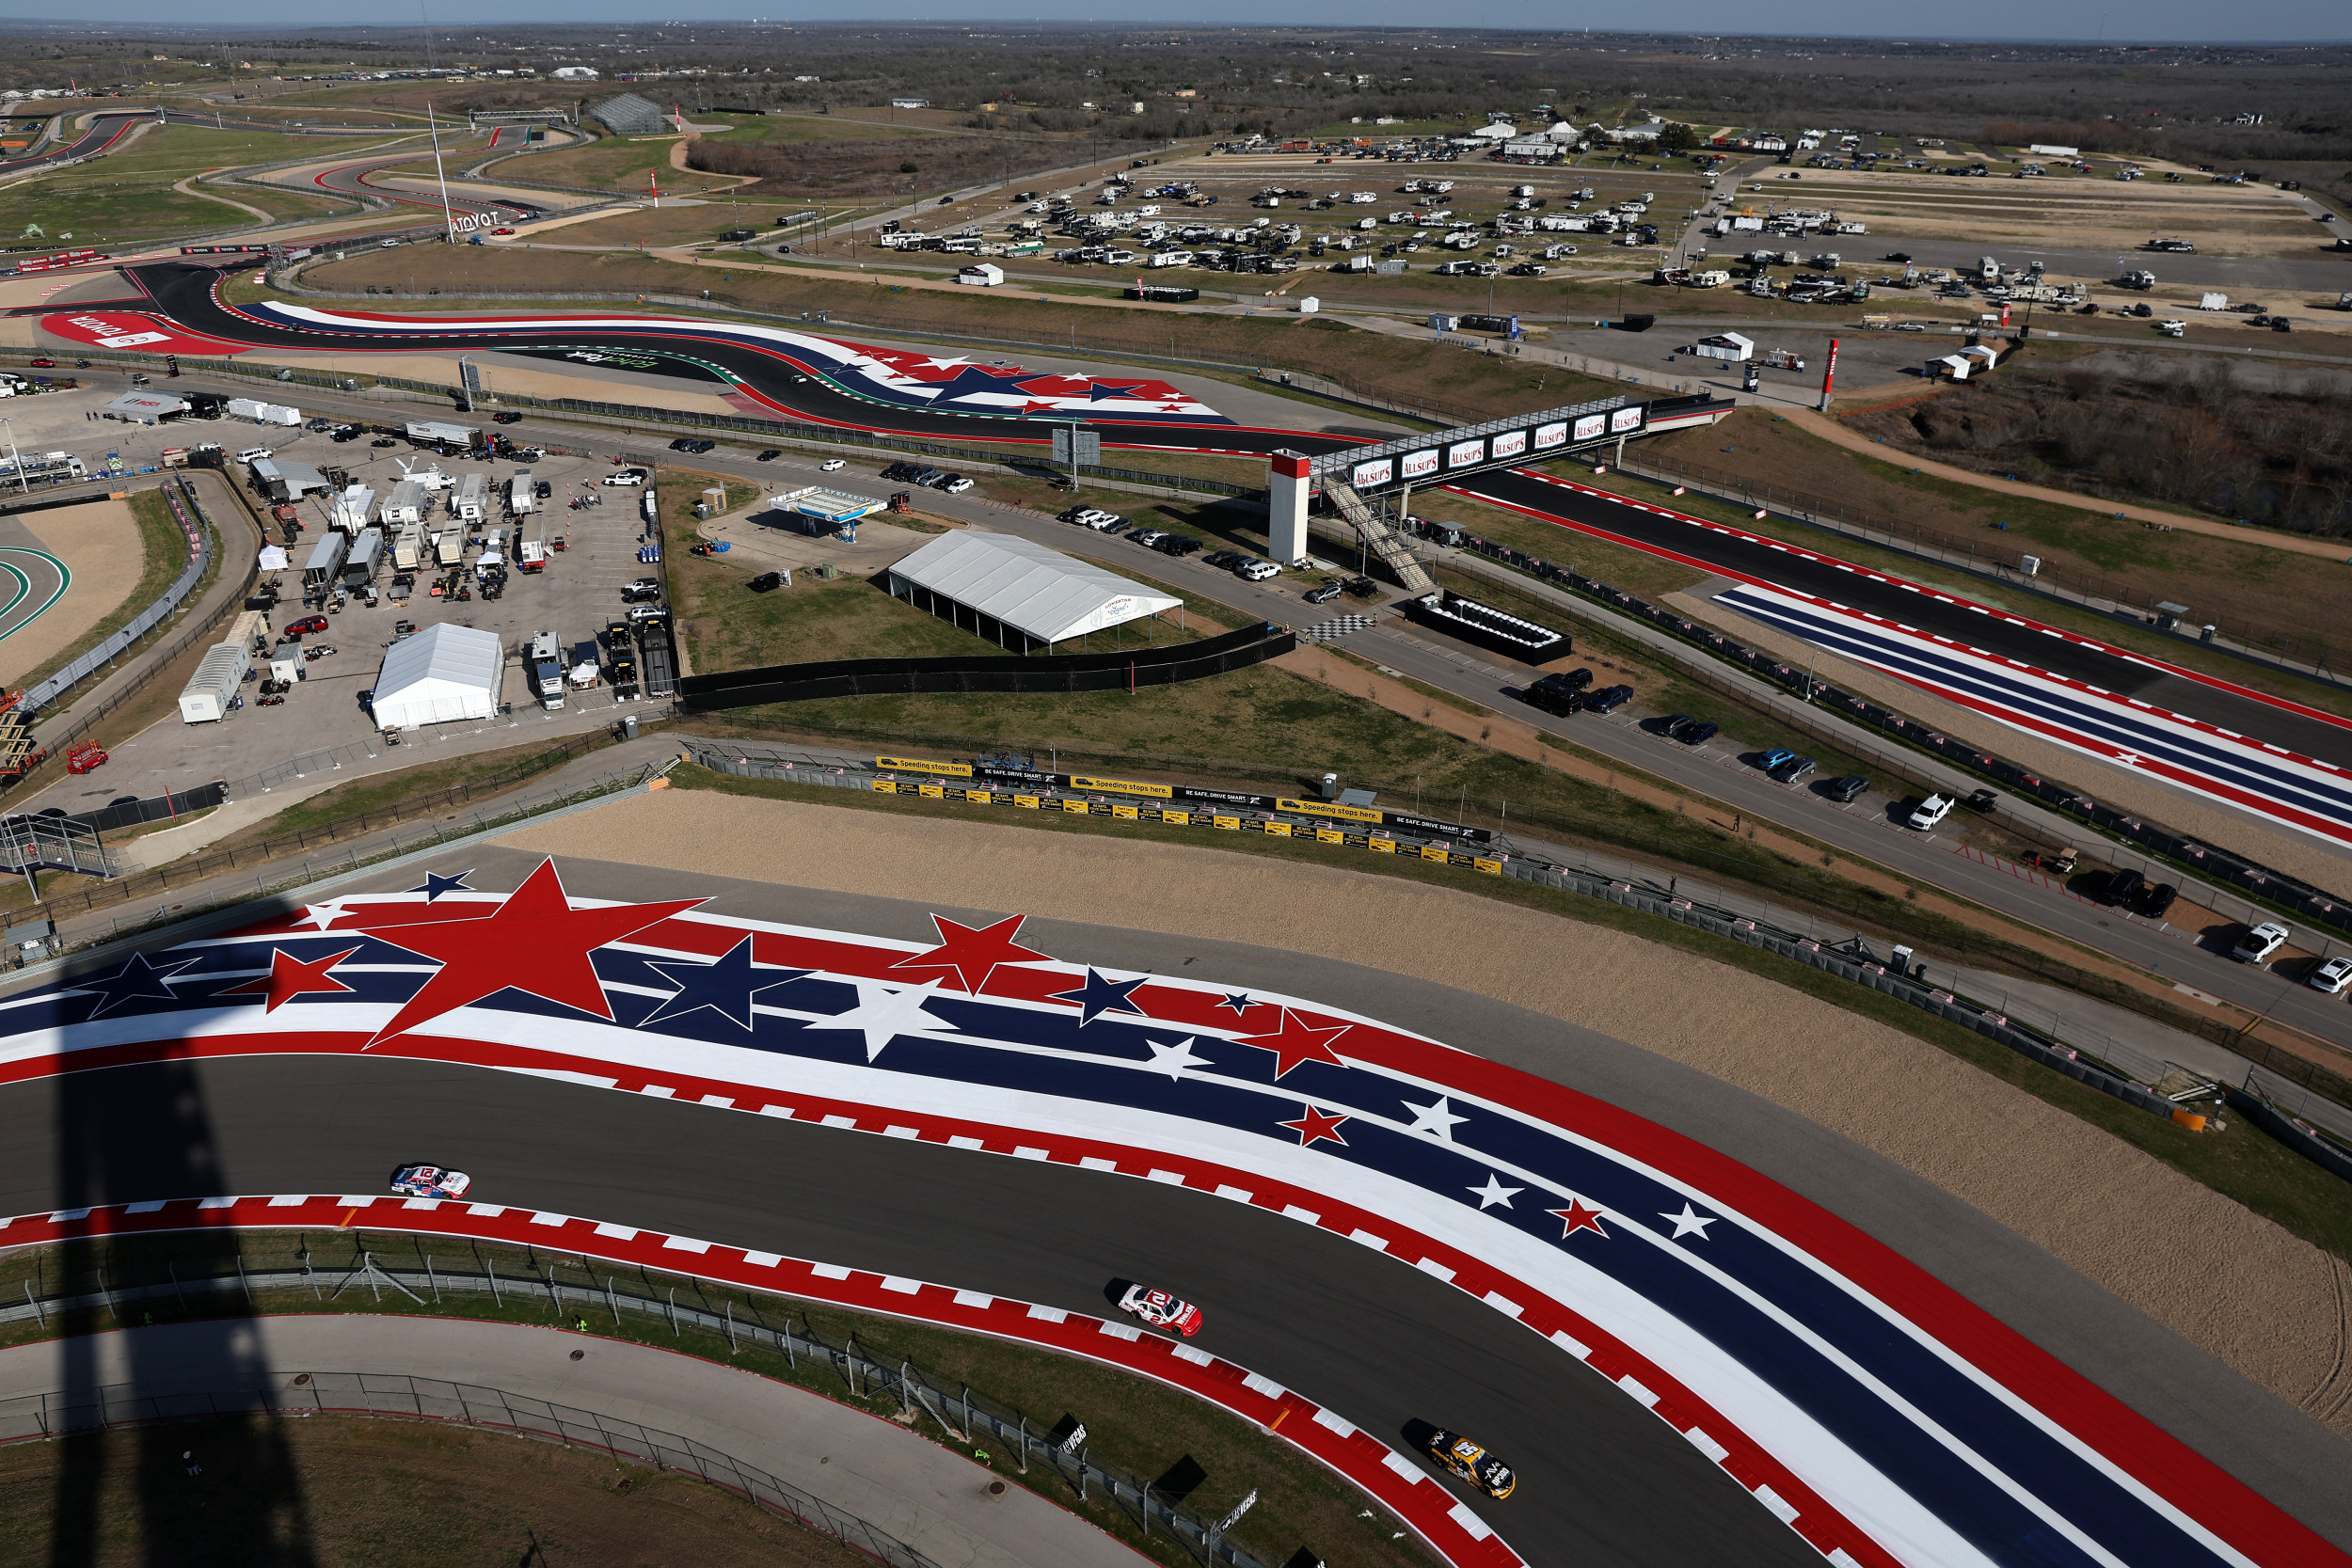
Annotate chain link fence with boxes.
[0,1244,1289,1568]
[21,477,214,715]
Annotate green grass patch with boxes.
[670,766,2352,1266]
[698,114,930,145]
[0,125,405,247]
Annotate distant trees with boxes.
[1656,121,1700,151]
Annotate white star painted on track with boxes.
[1142,1036,1214,1081]
[917,356,973,370]
[1659,1204,1717,1241]
[1401,1095,1469,1142]
[291,900,353,931]
[1467,1173,1522,1211]
[803,979,955,1062]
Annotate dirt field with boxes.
[500,789,2352,1436]
[0,497,143,685]
[0,1413,865,1568]
[1748,169,2320,258]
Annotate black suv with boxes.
[1154,535,1203,557]
[1203,549,1244,568]
[2133,881,2179,919]
[1520,673,1588,717]
[1825,774,1869,803]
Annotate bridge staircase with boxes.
[1320,480,1436,595]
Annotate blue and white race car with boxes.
[390,1164,472,1199]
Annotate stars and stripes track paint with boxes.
[40,297,1232,427]
[1711,582,2352,849]
[1454,470,2352,851]
[0,861,2339,1568]
[0,1194,1521,1568]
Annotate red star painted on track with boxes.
[1232,1008,1351,1078]
[1549,1199,1610,1241]
[219,946,361,1013]
[886,913,1053,996]
[1278,1104,1351,1148]
[357,859,704,1046]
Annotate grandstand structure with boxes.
[589,93,667,136]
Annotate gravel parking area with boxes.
[501,787,2352,1438]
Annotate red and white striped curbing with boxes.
[0,1193,1524,1568]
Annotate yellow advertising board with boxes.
[1274,796,1384,826]
[876,755,974,778]
[1071,774,1174,800]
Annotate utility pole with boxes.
[425,101,456,242]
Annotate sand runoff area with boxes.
[501,787,2352,1438]
[0,497,145,685]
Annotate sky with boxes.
[0,0,2344,44]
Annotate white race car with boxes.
[390,1164,471,1199]
[1117,1283,1203,1337]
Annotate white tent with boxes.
[885,531,1182,651]
[369,623,505,730]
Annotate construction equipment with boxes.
[1320,479,1436,594]
[64,741,107,774]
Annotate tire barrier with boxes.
[0,1198,1520,1568]
[676,623,1295,714]
[1415,502,2352,944]
[5,865,2335,1568]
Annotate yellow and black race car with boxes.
[1423,1429,1516,1499]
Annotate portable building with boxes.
[392,526,421,572]
[883,531,1182,653]
[434,531,463,568]
[380,480,427,528]
[331,484,376,533]
[405,420,479,448]
[1692,332,1756,362]
[177,642,250,724]
[955,263,1005,286]
[103,390,189,425]
[342,527,384,585]
[508,472,535,515]
[301,531,350,589]
[452,472,490,522]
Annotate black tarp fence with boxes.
[677,624,1295,713]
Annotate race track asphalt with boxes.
[118,259,2352,771]
[4,846,2345,1563]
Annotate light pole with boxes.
[0,418,25,495]
[425,100,457,242]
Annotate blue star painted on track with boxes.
[1049,968,1149,1026]
[636,938,812,1031]
[75,951,199,1020]
[1083,380,1152,402]
[406,870,474,901]
[1215,991,1255,1016]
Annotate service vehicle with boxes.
[1906,793,1955,832]
[1422,1429,1516,1500]
[1117,1284,1204,1337]
[601,471,644,486]
[2233,922,2291,965]
[390,1164,471,1199]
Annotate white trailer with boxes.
[405,420,478,448]
[433,530,463,568]
[392,526,422,572]
[451,472,489,523]
[331,484,376,534]
[177,642,249,724]
[301,531,350,591]
[380,480,427,528]
[342,528,384,586]
[508,471,535,515]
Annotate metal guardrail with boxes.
[0,1369,946,1568]
[21,477,212,716]
[0,1258,1285,1568]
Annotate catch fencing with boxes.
[20,477,214,716]
[0,1252,1287,1568]
[679,624,1295,712]
[1612,446,2352,692]
[1438,522,2352,953]
[0,1370,944,1568]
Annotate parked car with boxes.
[2308,956,2352,995]
[1155,535,1202,557]
[1825,774,1869,803]
[1770,754,1817,784]
[1099,517,1131,534]
[1907,793,1954,831]
[1422,1429,1516,1500]
[535,480,552,499]
[2103,868,2145,908]
[1237,559,1280,581]
[1303,580,1343,605]
[819,458,846,471]
[2233,922,2291,965]
[1584,685,1633,713]
[285,615,329,636]
[1203,549,1244,568]
[1677,721,1719,746]
[491,411,522,424]
[390,1164,471,1199]
[758,450,784,461]
[2132,881,2178,920]
[1756,748,1796,774]
[1117,1283,1203,1337]
[601,471,644,486]
[1130,528,1168,547]
[749,572,783,593]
